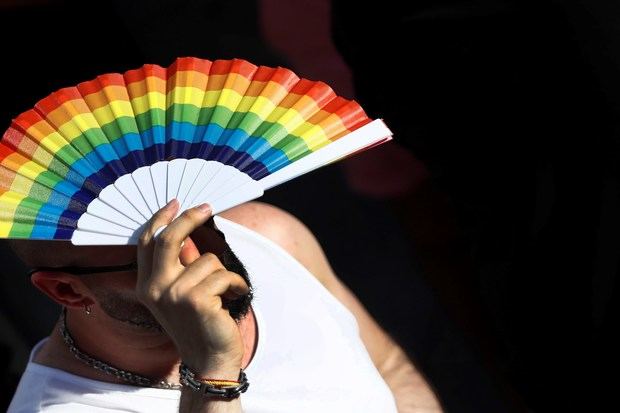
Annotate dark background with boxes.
[0,0,613,411]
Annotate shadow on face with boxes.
[6,218,253,329]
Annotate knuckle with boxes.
[151,207,168,221]
[165,283,184,304]
[136,285,161,303]
[208,269,232,288]
[155,232,177,248]
[203,252,223,267]
[212,268,229,280]
[203,296,223,315]
[182,208,202,222]
[185,289,204,309]
[138,231,151,247]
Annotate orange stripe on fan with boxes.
[0,166,17,191]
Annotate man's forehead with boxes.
[58,244,137,266]
[7,219,224,267]
[7,240,136,268]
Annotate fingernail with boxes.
[197,203,211,213]
[165,199,177,209]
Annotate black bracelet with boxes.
[179,363,249,399]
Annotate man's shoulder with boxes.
[219,202,308,256]
[219,202,330,284]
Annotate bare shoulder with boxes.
[219,201,304,251]
[219,201,335,284]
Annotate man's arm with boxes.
[222,202,443,413]
[137,201,246,413]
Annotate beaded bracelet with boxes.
[179,363,249,399]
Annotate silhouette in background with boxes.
[333,0,617,411]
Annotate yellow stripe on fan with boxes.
[130,92,167,116]
[91,101,135,125]
[11,173,36,198]
[0,192,27,236]
[167,86,206,108]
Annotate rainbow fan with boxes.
[0,57,392,245]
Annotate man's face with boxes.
[91,245,252,333]
[24,218,253,333]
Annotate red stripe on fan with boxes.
[0,142,15,163]
[168,57,213,75]
[331,100,369,130]
[251,66,299,88]
[124,64,167,85]
[34,87,82,115]
[12,110,43,131]
[208,58,257,79]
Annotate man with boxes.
[7,200,442,412]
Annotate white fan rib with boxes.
[85,199,141,230]
[258,119,392,190]
[167,159,187,203]
[175,159,206,208]
[115,174,152,220]
[150,161,169,208]
[72,159,264,245]
[97,184,147,224]
[131,166,160,214]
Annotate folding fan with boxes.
[0,57,392,245]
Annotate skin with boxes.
[15,201,442,413]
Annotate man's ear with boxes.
[30,272,95,309]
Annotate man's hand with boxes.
[136,199,250,382]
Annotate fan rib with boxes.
[130,166,160,215]
[206,59,258,161]
[85,198,141,230]
[166,58,211,160]
[124,64,168,163]
[175,159,206,210]
[258,119,391,190]
[215,66,300,167]
[233,79,338,175]
[78,74,146,173]
[35,88,128,179]
[7,113,105,193]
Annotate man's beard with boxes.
[94,246,253,333]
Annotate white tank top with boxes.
[8,216,398,413]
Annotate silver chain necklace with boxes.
[59,308,182,390]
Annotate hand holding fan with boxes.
[0,57,392,245]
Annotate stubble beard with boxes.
[94,247,253,334]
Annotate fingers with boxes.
[168,252,227,293]
[151,203,213,272]
[149,252,248,317]
[185,270,251,314]
[179,236,201,266]
[137,199,180,286]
